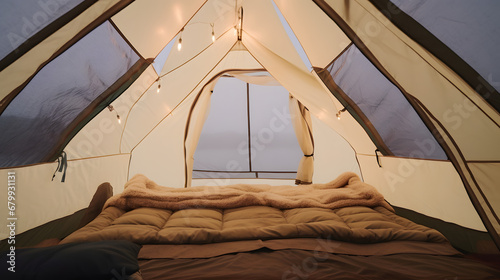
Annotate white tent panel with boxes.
[112,0,207,59]
[121,31,236,153]
[0,154,129,239]
[311,115,361,183]
[242,0,308,72]
[273,0,351,68]
[128,95,192,188]
[452,110,500,160]
[357,154,485,231]
[230,71,280,86]
[65,66,158,159]
[185,83,214,187]
[218,45,263,70]
[160,0,238,75]
[130,48,265,187]
[468,162,500,218]
[242,34,339,132]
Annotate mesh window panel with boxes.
[0,0,83,60]
[391,0,500,93]
[0,21,139,167]
[328,45,447,160]
[249,84,302,172]
[193,76,302,179]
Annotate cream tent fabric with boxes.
[289,96,314,184]
[0,0,499,252]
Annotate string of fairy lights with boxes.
[159,4,243,94]
[108,0,247,124]
[106,1,343,126]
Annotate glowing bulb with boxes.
[211,24,215,42]
[177,37,182,51]
[336,108,347,120]
[157,83,161,93]
[117,115,121,124]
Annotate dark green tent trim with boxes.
[394,206,499,254]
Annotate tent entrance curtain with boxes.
[187,71,306,185]
[184,80,215,188]
[289,95,314,184]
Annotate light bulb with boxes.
[177,37,182,51]
[336,112,341,120]
[117,115,121,124]
[211,24,215,42]
[157,83,161,93]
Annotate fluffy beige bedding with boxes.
[105,172,393,212]
[62,173,450,248]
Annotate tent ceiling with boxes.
[160,0,312,75]
[112,0,207,59]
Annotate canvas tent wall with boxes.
[0,0,499,253]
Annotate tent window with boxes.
[0,21,139,168]
[327,45,447,160]
[390,0,500,108]
[0,0,84,62]
[193,76,303,179]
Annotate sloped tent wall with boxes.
[311,0,500,249]
[0,0,133,100]
[0,0,498,253]
[0,21,140,167]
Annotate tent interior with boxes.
[1,0,500,278]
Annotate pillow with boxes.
[1,240,141,280]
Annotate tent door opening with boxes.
[191,72,308,183]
